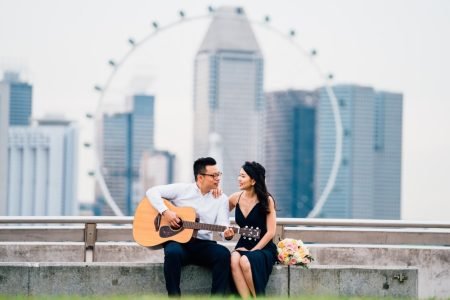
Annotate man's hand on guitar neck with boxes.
[224,227,235,240]
[162,210,181,228]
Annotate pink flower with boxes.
[276,238,314,267]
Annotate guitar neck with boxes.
[183,221,238,233]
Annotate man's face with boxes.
[199,165,222,191]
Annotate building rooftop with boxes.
[197,6,261,54]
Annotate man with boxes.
[146,157,234,296]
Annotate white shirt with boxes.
[146,182,229,241]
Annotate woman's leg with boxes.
[239,255,256,297]
[231,251,251,298]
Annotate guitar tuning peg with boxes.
[256,227,259,229]
[248,238,252,241]
[243,236,247,239]
[245,225,248,228]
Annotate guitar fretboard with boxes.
[182,221,239,233]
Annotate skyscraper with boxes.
[316,85,375,218]
[129,95,155,210]
[0,81,9,214]
[265,90,317,217]
[0,72,33,214]
[374,91,403,219]
[98,112,131,215]
[315,85,402,219]
[6,117,78,216]
[97,94,154,215]
[193,6,264,193]
[1,72,32,125]
[130,95,155,172]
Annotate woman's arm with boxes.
[228,192,239,211]
[224,193,239,241]
[250,196,277,251]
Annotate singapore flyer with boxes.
[90,6,342,217]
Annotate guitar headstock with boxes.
[240,226,261,240]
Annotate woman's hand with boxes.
[211,188,223,198]
[235,247,248,252]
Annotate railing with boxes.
[1,217,449,262]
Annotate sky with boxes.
[1,0,449,221]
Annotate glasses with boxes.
[201,172,223,179]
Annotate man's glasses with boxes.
[201,172,223,179]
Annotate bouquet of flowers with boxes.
[277,238,313,268]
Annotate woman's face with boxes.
[238,168,255,190]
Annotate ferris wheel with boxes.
[90,6,343,218]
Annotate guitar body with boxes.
[133,197,197,247]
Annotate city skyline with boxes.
[1,0,449,220]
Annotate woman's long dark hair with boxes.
[242,161,274,214]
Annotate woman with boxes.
[226,161,277,298]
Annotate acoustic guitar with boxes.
[133,197,261,247]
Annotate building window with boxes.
[344,129,351,137]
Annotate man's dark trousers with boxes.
[163,238,231,296]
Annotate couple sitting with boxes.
[146,157,277,298]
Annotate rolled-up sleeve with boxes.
[215,195,230,239]
[145,183,186,214]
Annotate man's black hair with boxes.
[193,157,216,181]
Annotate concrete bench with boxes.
[0,262,417,297]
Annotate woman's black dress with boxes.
[235,198,277,295]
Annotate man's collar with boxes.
[194,182,210,196]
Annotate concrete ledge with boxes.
[290,265,417,298]
[311,244,450,298]
[0,263,417,297]
[0,242,85,262]
[1,243,448,298]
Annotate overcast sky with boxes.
[1,0,449,221]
